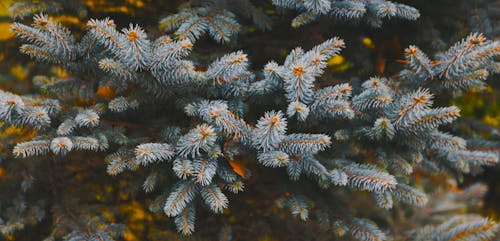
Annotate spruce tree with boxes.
[1,0,499,240]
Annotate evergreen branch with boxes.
[135,143,175,165]
[13,140,51,158]
[345,164,397,193]
[164,180,199,217]
[200,183,229,213]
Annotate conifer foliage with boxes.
[272,0,420,27]
[1,0,500,240]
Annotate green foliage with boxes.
[0,0,500,240]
